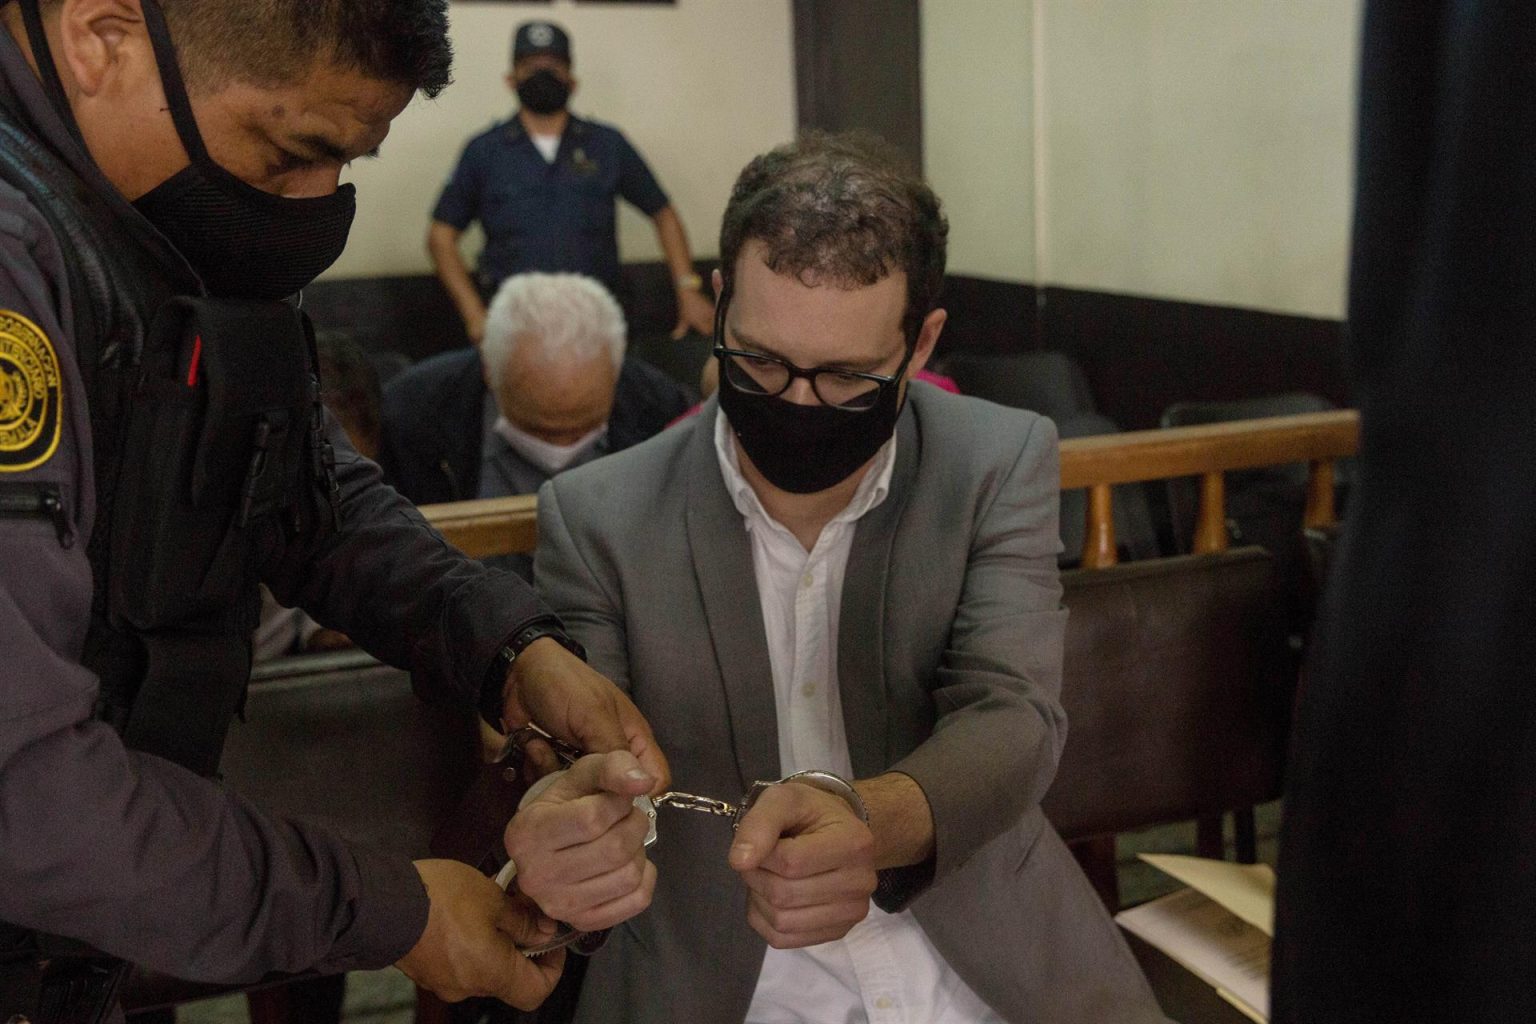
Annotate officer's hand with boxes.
[465,306,488,346]
[729,783,877,949]
[504,750,658,932]
[396,859,565,1009]
[499,638,671,791]
[673,288,716,339]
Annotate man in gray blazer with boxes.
[531,135,1164,1023]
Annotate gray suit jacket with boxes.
[536,385,1165,1023]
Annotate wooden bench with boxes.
[121,653,478,1018]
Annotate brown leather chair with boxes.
[1044,548,1294,906]
[1045,549,1294,1024]
[121,651,479,1018]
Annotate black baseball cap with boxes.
[513,21,572,64]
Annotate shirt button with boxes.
[875,996,894,1010]
[800,572,814,590]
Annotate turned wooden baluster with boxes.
[1193,472,1229,554]
[1192,471,1235,860]
[1082,483,1118,570]
[1070,483,1122,909]
[1304,459,1337,529]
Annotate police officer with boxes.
[0,1,666,1020]
[427,20,715,345]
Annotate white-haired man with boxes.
[380,273,690,571]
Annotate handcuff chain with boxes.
[653,791,739,817]
[504,722,584,767]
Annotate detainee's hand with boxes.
[500,638,670,790]
[396,859,565,1009]
[504,750,659,933]
[729,782,877,949]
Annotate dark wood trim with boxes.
[792,0,923,169]
[934,274,1042,354]
[1039,285,1349,431]
[936,275,1350,431]
[306,268,1349,435]
[303,259,712,363]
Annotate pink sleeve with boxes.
[915,369,961,394]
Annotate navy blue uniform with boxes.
[433,115,669,298]
[0,26,548,985]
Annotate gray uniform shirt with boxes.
[0,28,543,982]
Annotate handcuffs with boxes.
[494,722,868,957]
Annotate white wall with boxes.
[920,0,1036,282]
[326,0,796,280]
[329,0,1359,318]
[922,0,1362,320]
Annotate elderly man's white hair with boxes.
[481,273,627,379]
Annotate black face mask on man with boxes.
[517,69,572,116]
[714,286,914,495]
[127,0,357,301]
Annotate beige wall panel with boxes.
[921,0,1036,283]
[326,0,796,281]
[1037,0,1361,318]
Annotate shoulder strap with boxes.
[0,96,198,738]
[0,112,121,376]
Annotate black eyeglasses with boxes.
[712,286,914,412]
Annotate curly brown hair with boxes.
[719,132,949,342]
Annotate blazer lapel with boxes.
[684,402,781,792]
[838,404,920,779]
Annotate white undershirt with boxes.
[713,415,1004,1024]
[530,132,560,163]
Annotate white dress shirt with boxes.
[714,415,1005,1024]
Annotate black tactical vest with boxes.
[0,92,340,779]
[0,56,344,1019]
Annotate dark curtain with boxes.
[1272,2,1536,1021]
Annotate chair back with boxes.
[1044,548,1293,842]
[220,654,480,857]
[629,331,712,400]
[124,653,479,1012]
[941,351,1098,423]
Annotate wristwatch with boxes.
[480,618,586,725]
[675,271,703,293]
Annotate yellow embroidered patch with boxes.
[0,309,63,473]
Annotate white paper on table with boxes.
[1115,887,1271,1021]
[1138,853,1276,936]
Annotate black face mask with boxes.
[517,69,572,116]
[127,0,357,301]
[719,382,908,494]
[715,290,912,495]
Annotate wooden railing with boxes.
[422,410,1361,561]
[1062,410,1357,567]
[420,494,539,560]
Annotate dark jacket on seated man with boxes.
[378,347,689,506]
